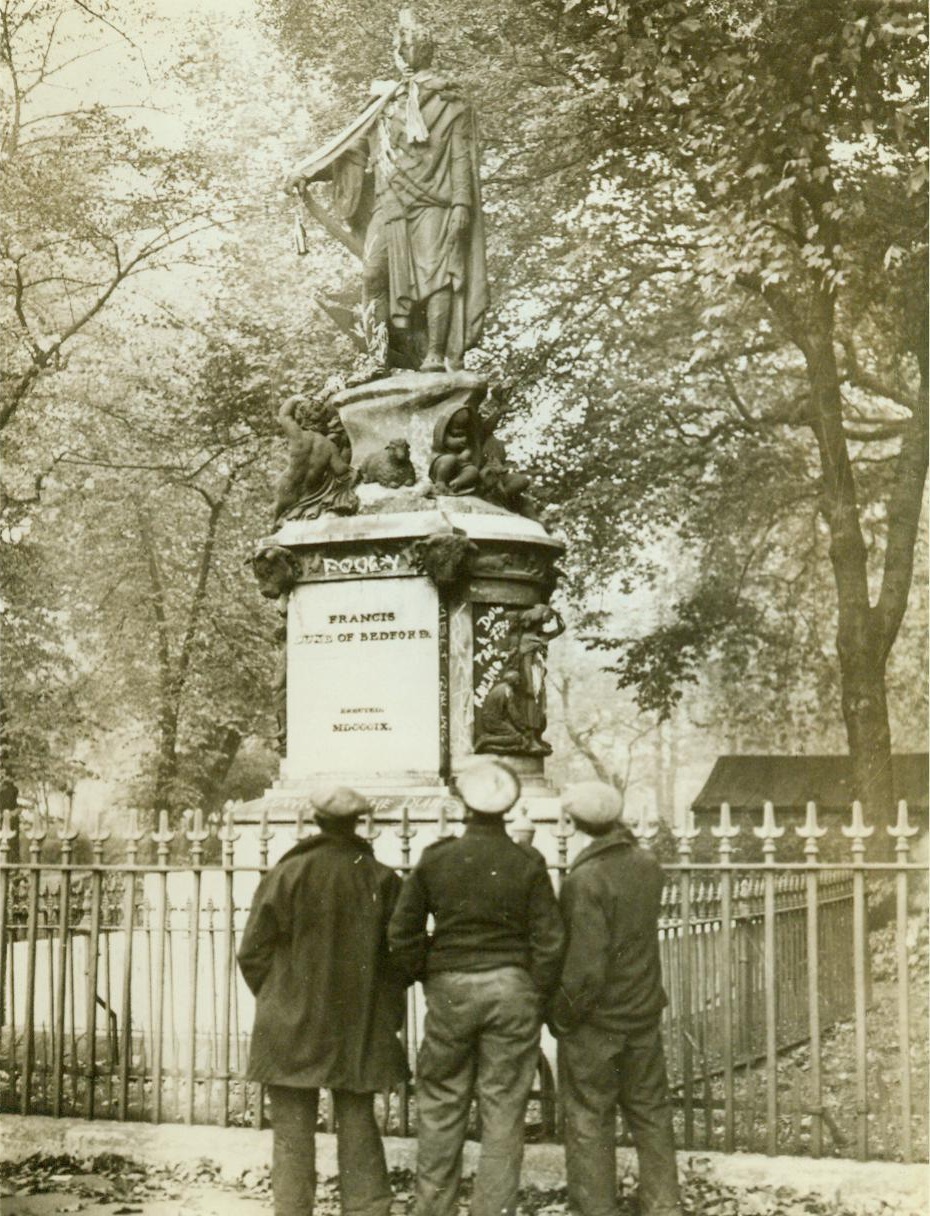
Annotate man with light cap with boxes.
[388,759,564,1216]
[238,786,408,1216]
[551,782,681,1216]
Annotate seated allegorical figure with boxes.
[475,669,532,754]
[273,397,359,526]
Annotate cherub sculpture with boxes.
[429,405,482,495]
[273,397,359,526]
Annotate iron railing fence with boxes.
[0,799,925,1163]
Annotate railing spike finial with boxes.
[220,802,242,847]
[395,799,418,844]
[24,806,48,846]
[437,797,461,840]
[57,803,79,845]
[887,799,918,858]
[753,801,784,861]
[633,805,660,849]
[555,800,576,842]
[258,805,273,843]
[151,809,175,861]
[185,807,209,861]
[672,808,700,850]
[841,800,874,857]
[795,801,826,861]
[361,812,381,842]
[124,807,145,843]
[89,807,111,845]
[711,802,740,860]
[0,807,16,851]
[122,808,145,863]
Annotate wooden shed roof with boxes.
[691,753,929,814]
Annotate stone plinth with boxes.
[242,373,567,836]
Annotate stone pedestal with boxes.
[239,373,566,846]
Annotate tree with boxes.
[0,2,349,824]
[543,0,927,833]
[0,0,229,437]
[260,0,927,834]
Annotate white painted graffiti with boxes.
[320,553,403,577]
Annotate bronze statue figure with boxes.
[288,9,488,373]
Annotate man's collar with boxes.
[465,817,508,835]
[569,823,636,873]
[277,830,373,866]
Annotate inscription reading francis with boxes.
[286,577,441,777]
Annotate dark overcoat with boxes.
[549,823,668,1035]
[237,830,408,1092]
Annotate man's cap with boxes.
[561,781,622,827]
[310,785,373,819]
[456,759,521,814]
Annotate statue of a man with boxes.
[288,9,488,373]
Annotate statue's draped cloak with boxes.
[302,73,488,358]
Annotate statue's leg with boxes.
[421,285,453,372]
[362,219,390,367]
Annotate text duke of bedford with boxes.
[296,627,433,644]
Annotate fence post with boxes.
[83,810,110,1120]
[117,810,145,1121]
[711,805,738,1151]
[554,800,575,894]
[21,809,47,1116]
[888,800,916,1163]
[842,800,873,1161]
[396,800,416,1136]
[796,801,826,1156]
[184,809,209,1124]
[52,807,80,1116]
[254,808,274,1131]
[753,801,784,1155]
[675,803,706,1149]
[150,811,175,1124]
[218,803,240,1129]
[0,810,15,1054]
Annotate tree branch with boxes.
[873,388,929,654]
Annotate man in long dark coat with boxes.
[550,783,682,1216]
[238,787,408,1216]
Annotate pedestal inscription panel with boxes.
[286,576,441,780]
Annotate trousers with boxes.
[268,1085,392,1216]
[558,1020,681,1216]
[414,966,542,1216]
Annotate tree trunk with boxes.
[136,485,230,821]
[804,306,895,842]
[0,692,21,863]
[153,698,181,815]
[839,646,894,827]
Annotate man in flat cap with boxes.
[389,759,564,1216]
[238,787,407,1216]
[551,782,681,1216]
